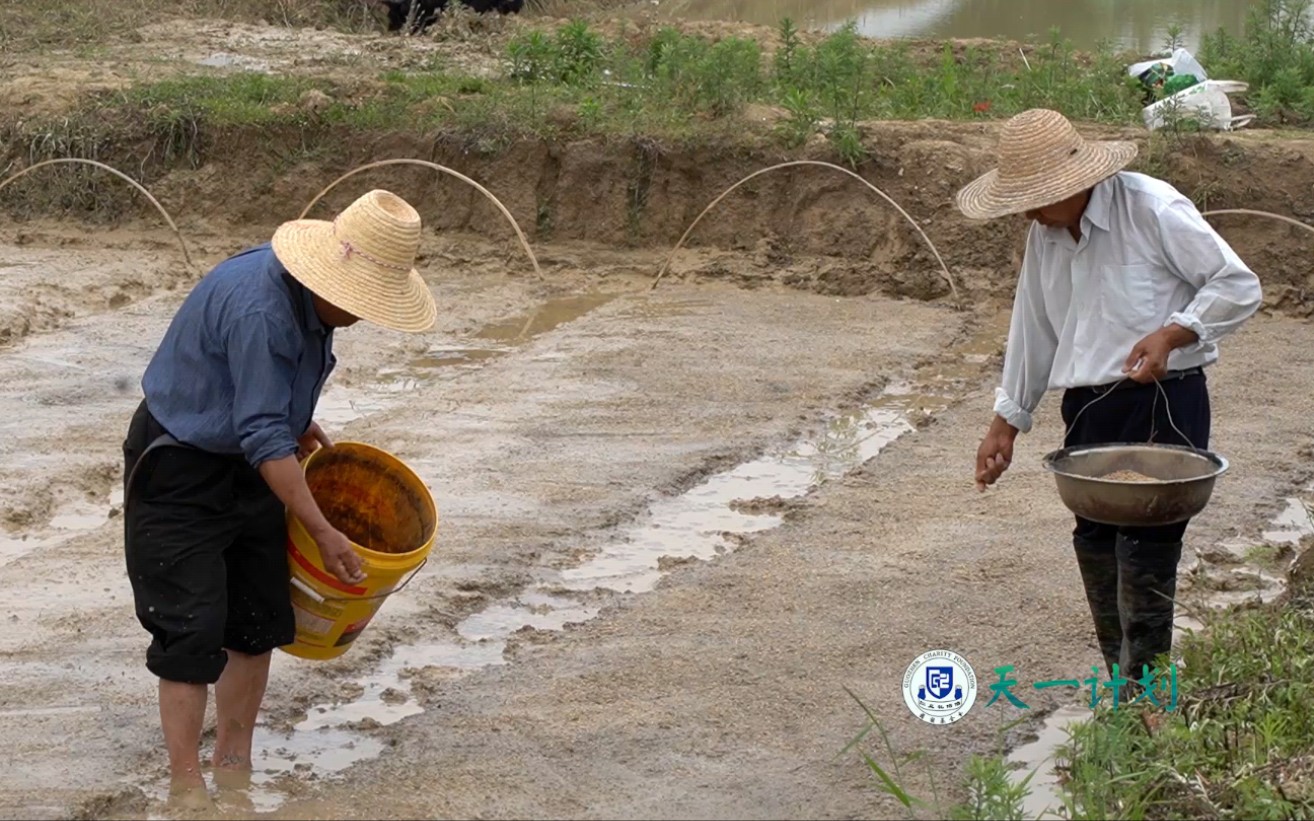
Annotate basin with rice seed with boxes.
[1041,443,1229,527]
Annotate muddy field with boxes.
[3,7,1314,821]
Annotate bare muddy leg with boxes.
[212,649,273,770]
[159,680,208,791]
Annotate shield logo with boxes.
[925,666,955,700]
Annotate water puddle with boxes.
[315,378,416,427]
[209,313,1005,813]
[475,294,617,343]
[551,401,915,595]
[48,508,108,531]
[1011,704,1088,821]
[1261,496,1314,545]
[458,591,601,641]
[409,347,505,370]
[0,533,49,566]
[1,490,125,567]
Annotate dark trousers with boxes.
[122,400,294,684]
[1059,371,1209,684]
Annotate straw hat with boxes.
[955,109,1138,220]
[271,189,437,333]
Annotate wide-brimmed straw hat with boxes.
[956,109,1138,220]
[271,189,437,333]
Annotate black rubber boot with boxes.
[1115,534,1183,697]
[1072,536,1122,678]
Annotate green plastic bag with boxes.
[1162,73,1200,97]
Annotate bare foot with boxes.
[211,767,251,789]
[165,779,215,817]
[212,767,256,814]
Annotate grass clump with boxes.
[496,19,1145,162]
[1054,601,1314,819]
[27,19,1145,167]
[1200,0,1314,125]
[847,600,1314,820]
[842,686,1037,820]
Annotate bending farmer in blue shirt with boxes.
[956,110,1261,688]
[122,189,437,801]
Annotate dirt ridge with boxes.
[4,118,1313,313]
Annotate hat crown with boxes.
[333,189,422,280]
[996,109,1086,181]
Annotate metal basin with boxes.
[1041,443,1229,527]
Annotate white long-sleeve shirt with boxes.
[994,171,1263,433]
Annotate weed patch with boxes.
[1200,0,1314,126]
[13,20,1152,167]
[1051,600,1314,820]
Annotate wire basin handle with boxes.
[1062,365,1196,451]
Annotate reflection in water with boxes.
[659,0,1276,53]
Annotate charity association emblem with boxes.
[902,649,977,725]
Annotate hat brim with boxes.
[271,220,437,334]
[955,140,1139,220]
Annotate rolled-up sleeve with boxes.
[1156,198,1263,352]
[225,311,302,468]
[993,227,1059,434]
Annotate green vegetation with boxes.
[904,597,1314,820]
[843,686,1035,821]
[57,0,1314,162]
[9,0,1314,160]
[844,554,1314,820]
[36,21,1147,169]
[14,1,1314,169]
[1201,0,1314,126]
[497,19,1147,162]
[1054,599,1314,820]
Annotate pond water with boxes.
[655,0,1285,54]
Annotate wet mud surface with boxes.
[0,227,1309,821]
[0,233,959,818]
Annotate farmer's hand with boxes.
[296,421,333,461]
[976,416,1019,491]
[1123,324,1199,385]
[314,526,366,585]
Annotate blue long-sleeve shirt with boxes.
[141,242,337,467]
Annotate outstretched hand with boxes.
[975,416,1019,491]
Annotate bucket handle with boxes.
[292,556,430,604]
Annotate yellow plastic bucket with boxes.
[279,441,438,661]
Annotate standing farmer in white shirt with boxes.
[957,109,1262,683]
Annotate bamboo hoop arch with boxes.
[0,158,194,269]
[1202,208,1314,238]
[651,160,963,310]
